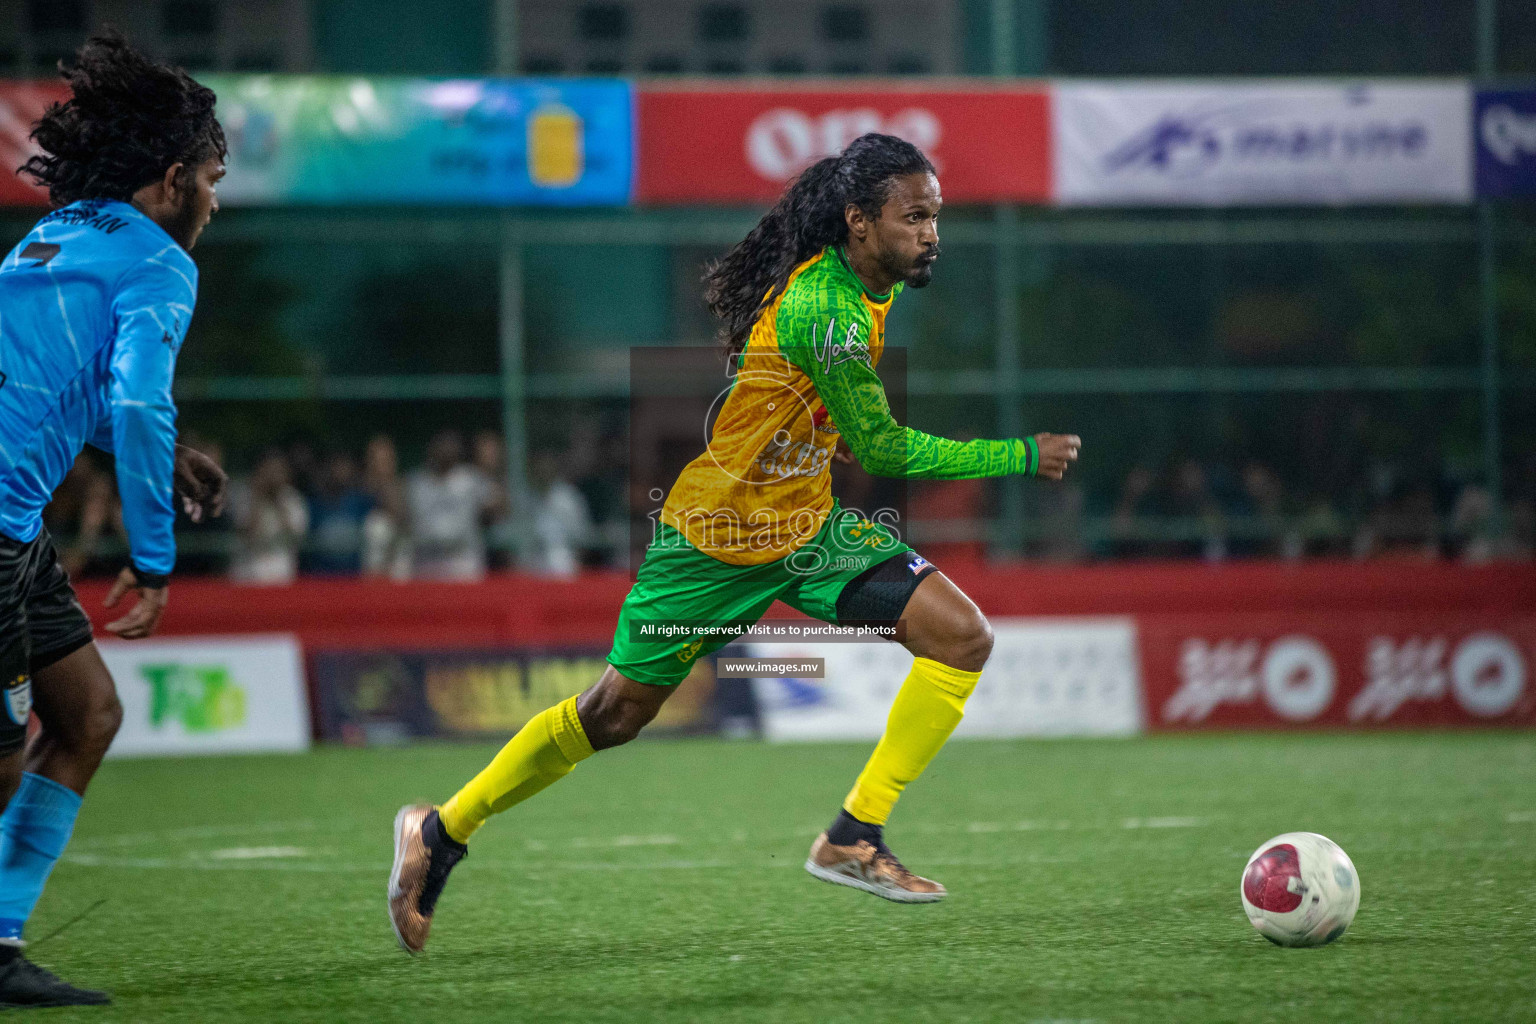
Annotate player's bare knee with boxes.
[939,615,993,673]
[67,688,122,758]
[92,691,124,749]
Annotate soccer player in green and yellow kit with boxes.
[388,133,1080,952]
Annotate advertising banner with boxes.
[1475,89,1536,198]
[1141,615,1536,730]
[747,617,1142,741]
[311,648,716,743]
[99,635,309,757]
[0,81,68,207]
[1053,81,1472,206]
[635,85,1051,204]
[204,76,633,206]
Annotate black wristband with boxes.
[131,565,170,589]
[1023,435,1040,476]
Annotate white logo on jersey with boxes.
[812,319,871,373]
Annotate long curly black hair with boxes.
[703,132,935,358]
[20,34,225,208]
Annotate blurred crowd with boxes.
[43,435,1534,583]
[1103,455,1536,562]
[46,428,618,585]
[892,455,1536,566]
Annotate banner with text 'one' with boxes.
[635,84,1052,204]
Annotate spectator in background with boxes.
[230,448,309,584]
[571,422,627,531]
[285,438,322,498]
[406,429,500,581]
[1233,460,1299,560]
[569,421,629,568]
[1447,483,1502,563]
[1354,471,1440,560]
[518,449,592,578]
[1110,464,1159,559]
[1295,494,1349,558]
[1168,458,1227,561]
[175,434,233,575]
[1510,452,1536,559]
[1024,479,1088,563]
[470,430,515,570]
[304,450,374,575]
[362,434,409,578]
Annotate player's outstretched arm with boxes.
[104,258,195,635]
[783,301,1078,480]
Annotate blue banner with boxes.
[1475,89,1536,199]
[208,77,633,206]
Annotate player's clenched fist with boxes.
[1032,433,1081,480]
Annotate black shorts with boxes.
[0,529,95,755]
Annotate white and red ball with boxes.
[1240,832,1360,947]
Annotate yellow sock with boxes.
[439,695,594,844]
[843,657,981,826]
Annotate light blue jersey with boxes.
[0,199,196,583]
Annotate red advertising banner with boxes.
[1140,614,1536,730]
[636,83,1052,204]
[0,82,67,207]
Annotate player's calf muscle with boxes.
[575,668,672,750]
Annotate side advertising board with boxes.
[310,648,715,743]
[206,76,633,206]
[1475,89,1536,198]
[746,617,1143,741]
[99,635,309,757]
[1141,615,1535,730]
[635,84,1052,204]
[1053,80,1472,206]
[0,78,633,207]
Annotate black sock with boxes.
[825,809,883,848]
[425,809,468,855]
[0,945,19,966]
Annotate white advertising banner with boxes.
[1053,80,1472,206]
[748,617,1143,741]
[98,635,309,757]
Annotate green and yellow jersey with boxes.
[661,245,1037,565]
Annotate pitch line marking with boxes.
[208,846,310,860]
[69,819,323,852]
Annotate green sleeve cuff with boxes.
[1023,436,1039,476]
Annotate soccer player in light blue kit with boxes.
[0,36,229,1008]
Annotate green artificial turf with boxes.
[26,732,1536,1022]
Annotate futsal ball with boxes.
[1240,832,1360,947]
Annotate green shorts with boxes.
[606,501,934,687]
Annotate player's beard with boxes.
[905,246,940,289]
[879,244,939,290]
[165,189,205,251]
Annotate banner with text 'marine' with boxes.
[1053,80,1472,206]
